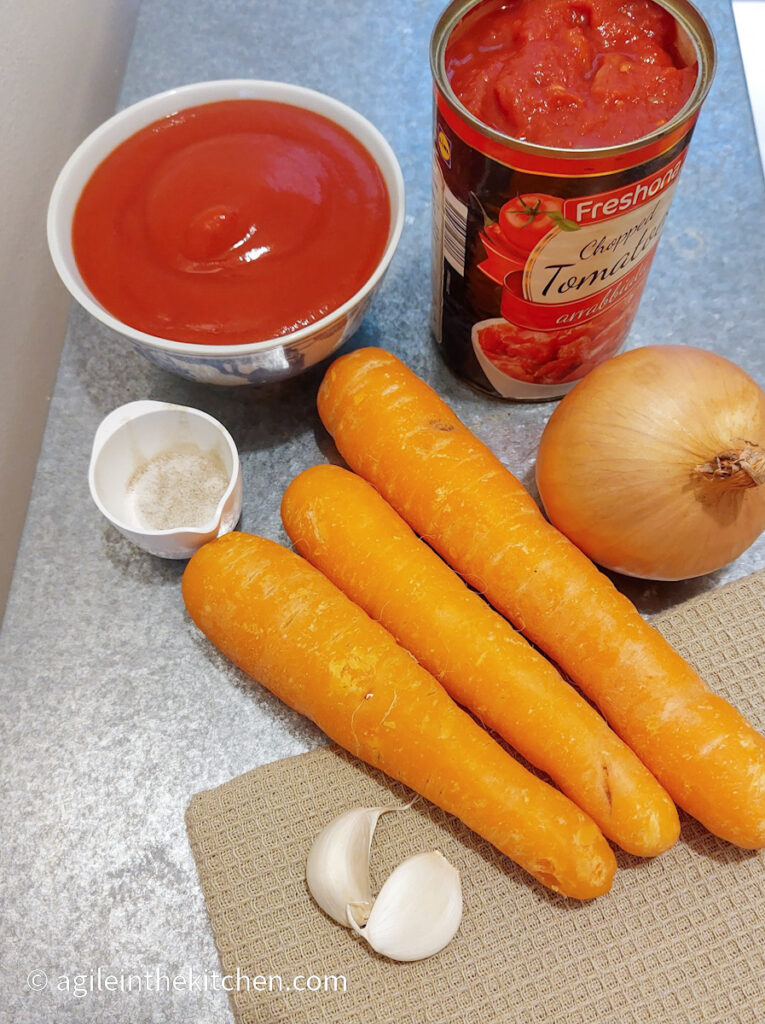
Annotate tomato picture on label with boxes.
[472,287,638,387]
[497,194,574,259]
[477,193,578,285]
[476,221,525,285]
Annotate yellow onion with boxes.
[536,345,765,580]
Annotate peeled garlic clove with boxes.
[306,807,395,927]
[348,850,462,961]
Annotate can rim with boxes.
[430,0,717,161]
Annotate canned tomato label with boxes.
[430,0,715,400]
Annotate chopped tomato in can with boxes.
[430,0,715,399]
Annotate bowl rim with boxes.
[47,78,406,358]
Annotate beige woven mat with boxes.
[186,569,765,1024]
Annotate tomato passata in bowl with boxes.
[48,80,404,385]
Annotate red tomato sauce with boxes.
[445,0,697,148]
[72,100,391,345]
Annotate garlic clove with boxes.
[348,850,462,962]
[306,806,397,927]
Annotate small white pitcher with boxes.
[89,400,242,558]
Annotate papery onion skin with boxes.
[536,346,765,581]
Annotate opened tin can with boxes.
[430,0,715,399]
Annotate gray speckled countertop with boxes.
[1,0,763,1021]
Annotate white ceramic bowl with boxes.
[48,80,405,386]
[89,400,242,558]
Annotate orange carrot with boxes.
[182,532,616,898]
[317,347,765,849]
[282,463,679,856]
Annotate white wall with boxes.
[0,0,141,623]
